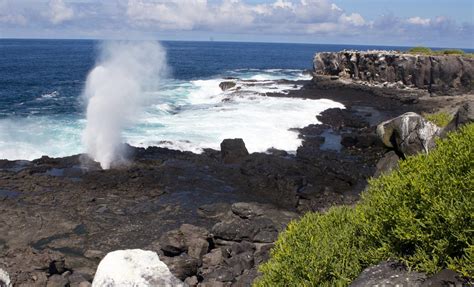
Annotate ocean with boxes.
[0,39,449,160]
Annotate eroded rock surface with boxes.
[314,51,474,95]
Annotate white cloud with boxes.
[407,16,431,26]
[49,0,74,24]
[125,0,366,33]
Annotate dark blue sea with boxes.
[0,39,465,160]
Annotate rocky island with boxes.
[1,50,473,286]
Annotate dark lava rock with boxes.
[220,138,249,164]
[349,261,426,287]
[159,230,187,256]
[219,81,237,91]
[443,101,474,135]
[374,151,400,177]
[161,254,199,281]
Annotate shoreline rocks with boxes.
[314,51,474,95]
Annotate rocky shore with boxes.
[1,51,473,286]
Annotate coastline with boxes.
[1,60,473,286]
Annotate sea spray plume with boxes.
[82,41,167,169]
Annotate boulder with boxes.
[443,101,474,135]
[159,230,187,256]
[92,249,183,287]
[349,261,426,287]
[374,151,400,177]
[161,254,199,281]
[220,139,249,164]
[219,81,236,91]
[377,112,441,157]
[0,268,11,287]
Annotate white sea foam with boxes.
[0,68,343,161]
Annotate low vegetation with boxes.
[256,124,474,286]
[423,111,453,127]
[407,46,474,57]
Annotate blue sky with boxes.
[1,0,473,48]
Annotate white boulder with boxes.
[0,268,11,287]
[92,249,184,287]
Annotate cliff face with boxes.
[313,51,474,95]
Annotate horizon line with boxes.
[1,37,473,51]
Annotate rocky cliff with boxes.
[313,51,474,95]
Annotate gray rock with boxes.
[159,229,187,256]
[443,101,474,135]
[314,51,474,94]
[162,254,199,281]
[220,139,249,164]
[349,261,426,287]
[46,274,69,287]
[377,112,441,157]
[202,248,225,267]
[184,275,198,286]
[219,81,237,91]
[374,151,400,177]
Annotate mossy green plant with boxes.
[406,46,474,58]
[423,111,453,127]
[256,123,474,286]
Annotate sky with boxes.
[0,0,473,48]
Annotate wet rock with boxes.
[349,260,426,287]
[92,249,183,286]
[231,202,264,219]
[219,81,237,91]
[374,151,400,177]
[0,268,11,287]
[220,139,249,164]
[46,274,69,287]
[161,254,199,281]
[377,112,441,157]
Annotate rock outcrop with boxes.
[377,112,441,157]
[314,51,474,94]
[220,138,249,164]
[92,249,183,287]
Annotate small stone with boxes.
[83,250,104,260]
[46,274,69,287]
[202,248,225,267]
[184,276,198,286]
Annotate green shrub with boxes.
[256,206,368,287]
[407,46,433,54]
[256,124,474,286]
[423,111,453,127]
[439,49,465,55]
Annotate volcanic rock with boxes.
[220,138,249,164]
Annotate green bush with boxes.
[439,49,465,55]
[407,46,433,54]
[256,207,367,287]
[256,124,474,286]
[423,111,453,127]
